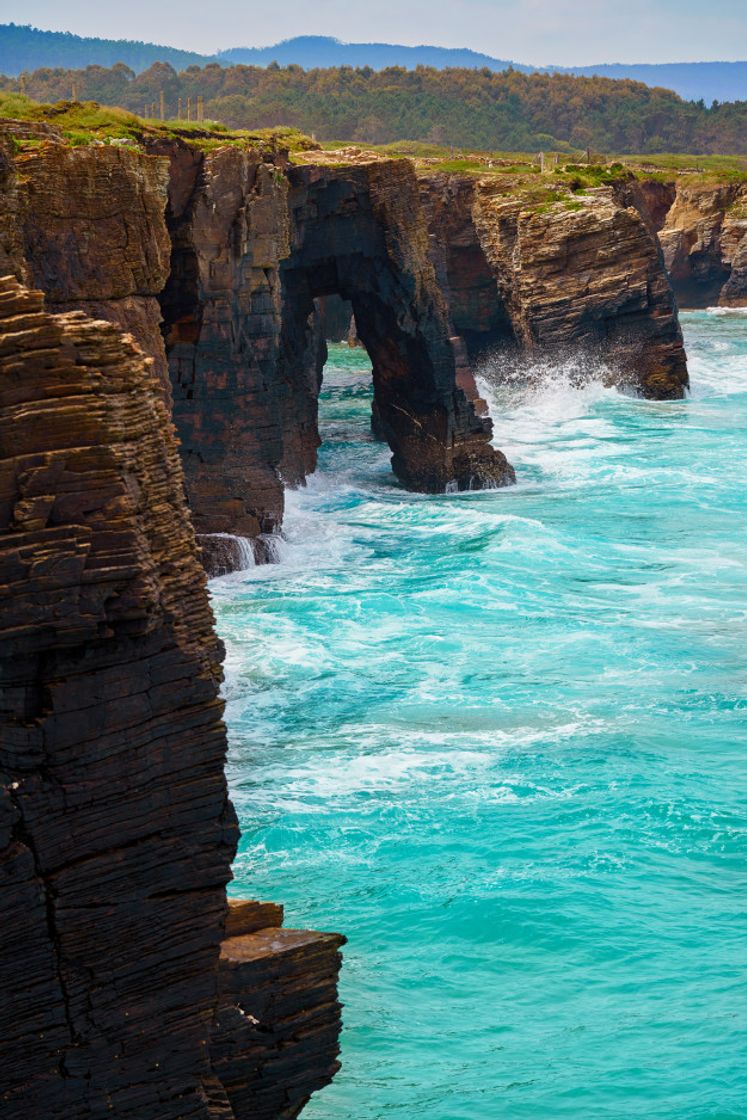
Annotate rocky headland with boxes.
[1,116,702,573]
[420,173,689,399]
[3,105,739,1120]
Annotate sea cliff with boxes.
[1,118,693,571]
[0,111,712,1119]
[620,176,747,308]
[0,275,344,1119]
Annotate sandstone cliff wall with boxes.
[0,275,235,1117]
[656,182,747,308]
[149,148,513,574]
[0,276,344,1118]
[152,140,295,567]
[0,121,696,575]
[1,125,172,386]
[620,176,747,309]
[421,174,689,399]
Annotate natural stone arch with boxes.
[279,161,514,493]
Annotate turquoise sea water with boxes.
[213,311,747,1120]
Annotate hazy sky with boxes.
[7,0,747,65]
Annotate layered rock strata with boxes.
[151,139,295,569]
[154,148,513,572]
[2,126,172,387]
[421,174,689,399]
[615,175,747,308]
[654,182,747,308]
[0,120,696,572]
[0,276,343,1118]
[214,900,346,1120]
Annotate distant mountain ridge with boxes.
[216,35,529,74]
[2,25,746,105]
[554,61,747,105]
[0,23,209,75]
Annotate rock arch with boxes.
[149,148,513,571]
[279,162,514,493]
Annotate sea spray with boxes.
[199,532,256,576]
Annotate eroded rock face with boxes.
[154,148,513,561]
[0,276,345,1119]
[0,275,235,1118]
[1,125,696,573]
[153,141,294,556]
[213,901,346,1120]
[421,174,689,399]
[654,181,747,308]
[1,126,172,387]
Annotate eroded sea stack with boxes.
[0,276,344,1119]
[0,119,692,572]
[420,174,689,398]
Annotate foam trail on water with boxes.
[257,532,289,564]
[681,309,747,400]
[213,328,747,1120]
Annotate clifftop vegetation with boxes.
[0,92,317,153]
[2,94,746,190]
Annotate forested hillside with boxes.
[2,60,746,153]
[4,26,747,105]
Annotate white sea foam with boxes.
[235,536,256,568]
[476,352,631,487]
[203,532,256,573]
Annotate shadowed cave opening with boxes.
[440,242,519,364]
[281,259,478,493]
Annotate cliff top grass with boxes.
[301,137,747,186]
[619,152,747,178]
[2,94,746,187]
[0,92,319,153]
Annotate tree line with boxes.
[2,60,746,153]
